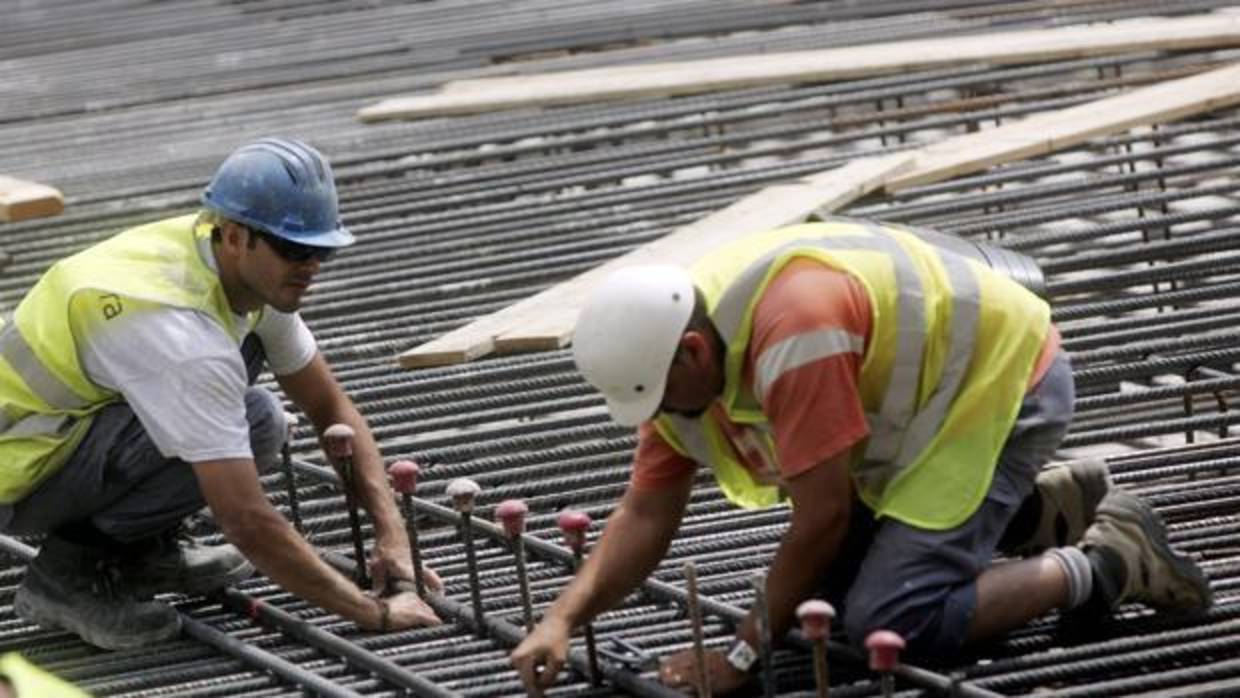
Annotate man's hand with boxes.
[659,649,749,696]
[377,590,442,630]
[369,546,443,595]
[511,616,572,696]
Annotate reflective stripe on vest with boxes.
[0,316,89,413]
[710,226,981,491]
[752,328,864,402]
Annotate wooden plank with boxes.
[399,61,1240,369]
[360,15,1240,122]
[398,153,913,368]
[884,62,1240,191]
[0,175,64,222]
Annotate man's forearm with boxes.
[226,508,381,627]
[738,514,847,648]
[546,504,676,629]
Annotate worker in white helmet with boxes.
[0,138,440,651]
[512,219,1211,695]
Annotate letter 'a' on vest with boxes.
[0,214,258,503]
[654,219,1050,530]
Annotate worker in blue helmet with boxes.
[0,138,441,650]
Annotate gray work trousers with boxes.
[0,386,285,544]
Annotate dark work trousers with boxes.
[0,335,286,544]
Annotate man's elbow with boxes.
[212,504,284,552]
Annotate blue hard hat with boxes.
[201,137,354,248]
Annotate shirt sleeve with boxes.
[749,259,872,480]
[629,422,698,491]
[254,309,317,376]
[75,304,253,463]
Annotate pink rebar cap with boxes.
[388,460,420,495]
[495,499,529,539]
[865,630,905,673]
[557,510,592,552]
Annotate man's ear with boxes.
[678,331,710,365]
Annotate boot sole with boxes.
[1099,492,1213,612]
[14,584,182,651]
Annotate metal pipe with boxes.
[218,587,459,698]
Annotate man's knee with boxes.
[842,583,972,659]
[245,388,286,472]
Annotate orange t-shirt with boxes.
[630,259,1061,491]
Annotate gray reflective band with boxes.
[753,328,864,403]
[711,224,983,483]
[664,414,714,463]
[894,245,980,468]
[0,315,88,411]
[0,411,76,439]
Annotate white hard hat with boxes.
[573,265,695,427]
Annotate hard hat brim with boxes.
[603,376,668,427]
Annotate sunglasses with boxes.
[253,228,336,263]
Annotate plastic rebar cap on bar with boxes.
[557,510,592,552]
[865,630,905,672]
[322,423,355,460]
[495,499,529,539]
[388,460,420,495]
[446,478,482,514]
[796,599,836,641]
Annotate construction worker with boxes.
[0,138,440,651]
[512,219,1212,695]
[0,653,89,698]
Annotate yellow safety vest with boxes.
[653,220,1050,530]
[0,653,91,697]
[0,214,256,503]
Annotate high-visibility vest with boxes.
[0,214,257,503]
[0,653,91,697]
[653,220,1050,530]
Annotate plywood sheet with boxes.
[361,15,1240,121]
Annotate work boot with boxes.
[118,527,253,598]
[1080,490,1212,613]
[1006,458,1112,557]
[13,536,181,651]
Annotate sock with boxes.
[1079,545,1127,616]
[1047,546,1093,609]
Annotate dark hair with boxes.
[685,285,711,333]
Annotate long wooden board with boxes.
[884,62,1240,190]
[361,14,1240,122]
[397,61,1240,369]
[398,154,914,367]
[0,176,64,222]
